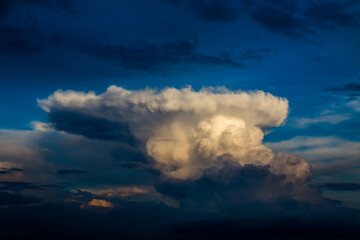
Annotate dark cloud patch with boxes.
[327,81,360,100]
[111,145,148,164]
[0,0,74,18]
[0,26,44,55]
[117,162,144,169]
[265,0,299,13]
[0,192,40,206]
[0,1,14,20]
[0,0,260,70]
[313,182,360,192]
[0,167,23,175]
[0,0,74,55]
[188,0,238,22]
[38,0,76,13]
[305,2,358,30]
[40,184,66,189]
[166,0,314,33]
[239,48,272,65]
[80,40,246,71]
[0,181,41,205]
[241,0,359,39]
[0,181,39,191]
[167,0,238,22]
[2,167,23,172]
[48,111,138,146]
[170,0,359,40]
[56,169,88,175]
[156,160,323,218]
[327,83,360,93]
[313,54,330,62]
[244,2,313,39]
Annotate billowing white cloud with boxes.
[39,86,312,185]
[38,85,288,128]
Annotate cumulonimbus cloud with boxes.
[38,85,312,188]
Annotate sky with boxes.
[1,0,360,239]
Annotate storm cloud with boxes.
[1,85,359,238]
[39,86,294,180]
[32,86,332,216]
[1,0,360,238]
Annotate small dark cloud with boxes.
[0,26,44,55]
[46,0,77,13]
[0,192,40,206]
[312,182,360,192]
[165,0,238,22]
[265,0,299,13]
[326,81,360,100]
[111,145,148,164]
[0,1,12,19]
[239,48,272,65]
[40,184,66,189]
[117,162,143,169]
[171,0,359,40]
[305,2,358,30]
[0,0,74,56]
[2,167,23,172]
[0,0,74,18]
[312,55,330,62]
[56,169,88,175]
[80,40,246,71]
[48,111,138,145]
[241,0,359,39]
[0,167,23,175]
[187,0,238,22]
[0,181,39,191]
[245,3,313,39]
[327,83,360,93]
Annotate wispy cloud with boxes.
[312,182,360,192]
[292,113,350,128]
[165,0,238,22]
[266,136,360,181]
[56,169,88,175]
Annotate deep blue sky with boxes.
[1,0,359,134]
[1,1,360,239]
